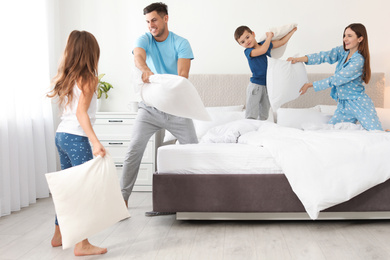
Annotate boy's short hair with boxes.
[143,2,168,17]
[234,26,252,42]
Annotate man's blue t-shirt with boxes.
[134,31,194,75]
[244,41,273,85]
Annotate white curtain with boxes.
[0,0,56,217]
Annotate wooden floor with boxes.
[2,192,390,260]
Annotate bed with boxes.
[152,73,390,220]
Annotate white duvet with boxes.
[237,122,390,219]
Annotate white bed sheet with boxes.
[157,143,282,174]
[239,122,390,219]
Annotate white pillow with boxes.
[205,105,244,112]
[201,119,262,143]
[259,23,298,59]
[193,111,245,139]
[163,106,244,142]
[376,108,390,130]
[45,154,130,249]
[266,57,308,110]
[277,108,332,129]
[316,105,337,115]
[141,74,211,121]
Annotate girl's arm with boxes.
[250,32,274,57]
[272,27,297,49]
[76,78,106,157]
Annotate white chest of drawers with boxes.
[93,112,155,191]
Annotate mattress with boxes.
[157,143,282,174]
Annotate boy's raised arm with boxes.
[272,27,297,49]
[250,32,274,57]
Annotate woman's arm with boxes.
[313,54,364,93]
[76,78,106,157]
[272,27,297,49]
[299,82,313,95]
[287,56,308,64]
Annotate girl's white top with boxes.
[56,83,97,137]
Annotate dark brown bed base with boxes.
[153,173,390,219]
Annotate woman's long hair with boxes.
[48,30,100,107]
[344,23,371,83]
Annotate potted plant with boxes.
[97,74,113,111]
[97,73,114,99]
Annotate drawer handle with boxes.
[108,120,123,123]
[115,164,123,168]
[109,142,124,145]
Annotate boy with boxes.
[234,26,297,120]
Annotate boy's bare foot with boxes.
[74,239,107,256]
[51,225,62,247]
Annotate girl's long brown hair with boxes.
[48,30,100,107]
[343,23,371,83]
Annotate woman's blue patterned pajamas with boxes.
[330,95,382,130]
[306,46,383,131]
[54,132,93,225]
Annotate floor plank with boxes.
[2,192,390,259]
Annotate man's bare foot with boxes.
[51,225,62,247]
[74,239,107,256]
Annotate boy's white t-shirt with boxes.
[56,83,97,137]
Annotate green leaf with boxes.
[97,73,113,99]
[98,73,105,81]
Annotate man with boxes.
[121,2,198,213]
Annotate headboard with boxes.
[189,73,385,108]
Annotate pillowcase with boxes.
[277,108,332,129]
[205,105,244,112]
[376,108,390,130]
[45,154,130,249]
[201,119,263,143]
[141,74,211,121]
[259,23,298,59]
[266,57,308,110]
[163,106,244,142]
[316,105,337,115]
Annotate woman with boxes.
[288,23,382,131]
[47,30,107,256]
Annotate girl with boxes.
[288,23,383,131]
[47,30,107,256]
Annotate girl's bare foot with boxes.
[51,225,62,247]
[74,239,107,256]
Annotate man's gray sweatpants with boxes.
[121,102,198,201]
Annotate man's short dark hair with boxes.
[143,2,168,17]
[234,26,252,42]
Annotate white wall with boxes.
[51,0,390,110]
